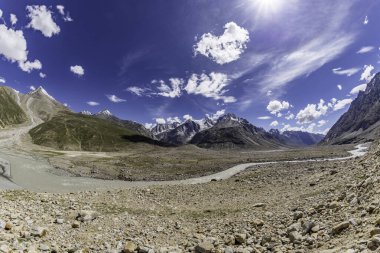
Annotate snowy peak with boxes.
[80,110,93,115]
[96,109,112,116]
[29,86,56,101]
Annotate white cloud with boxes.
[318,120,327,127]
[350,83,367,95]
[332,67,360,77]
[185,72,236,103]
[266,100,290,115]
[126,86,149,97]
[156,78,183,98]
[144,123,153,129]
[281,123,322,134]
[296,99,328,124]
[0,77,5,84]
[333,98,352,111]
[285,113,295,120]
[360,65,375,82]
[208,109,226,121]
[194,22,250,65]
[258,116,271,120]
[106,94,126,103]
[10,14,17,26]
[19,59,42,73]
[357,46,374,54]
[70,65,84,76]
[155,118,166,124]
[167,116,181,124]
[56,5,73,22]
[29,85,36,91]
[363,16,369,25]
[0,9,2,19]
[270,120,279,127]
[337,84,342,90]
[39,72,46,78]
[0,24,42,73]
[183,114,193,121]
[26,5,60,37]
[87,101,99,106]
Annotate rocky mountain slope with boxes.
[323,72,380,144]
[190,113,284,149]
[0,86,27,128]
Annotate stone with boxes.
[77,210,98,222]
[72,221,80,228]
[123,241,137,253]
[4,222,12,230]
[31,226,48,237]
[370,228,380,237]
[235,233,247,244]
[56,218,64,224]
[252,203,266,208]
[367,237,380,251]
[332,221,350,234]
[288,231,303,243]
[195,242,214,253]
[251,219,264,227]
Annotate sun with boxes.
[253,0,285,14]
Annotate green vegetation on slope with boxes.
[0,86,27,128]
[29,112,159,151]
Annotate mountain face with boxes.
[323,73,380,144]
[189,114,284,149]
[81,109,153,138]
[156,119,201,145]
[0,86,67,128]
[29,112,165,152]
[0,86,28,128]
[270,129,325,147]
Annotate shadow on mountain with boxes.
[122,135,176,147]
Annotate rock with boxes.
[288,231,303,243]
[76,210,98,222]
[72,221,80,228]
[376,218,380,226]
[0,244,10,253]
[56,218,64,224]
[31,226,48,237]
[293,211,303,220]
[367,236,380,251]
[39,244,50,251]
[252,203,266,208]
[332,221,350,234]
[4,222,12,230]
[235,233,247,244]
[370,228,380,237]
[251,219,264,227]
[224,246,234,253]
[195,242,214,253]
[123,241,137,253]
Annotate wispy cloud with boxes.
[357,46,375,54]
[106,94,126,103]
[237,1,359,109]
[332,67,361,77]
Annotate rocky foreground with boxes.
[1,144,380,252]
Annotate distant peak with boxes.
[96,109,112,116]
[80,110,93,115]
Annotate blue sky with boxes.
[0,0,379,133]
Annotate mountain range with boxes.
[0,85,328,151]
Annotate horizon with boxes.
[1,0,379,134]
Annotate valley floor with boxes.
[1,143,380,252]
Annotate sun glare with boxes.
[254,0,285,14]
